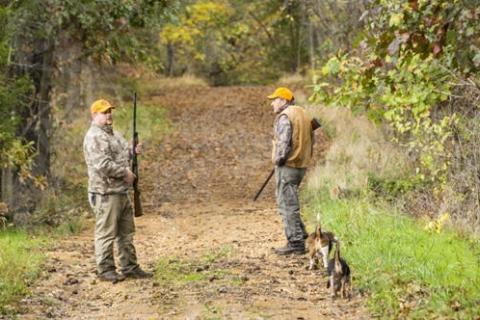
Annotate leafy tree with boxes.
[1,0,168,214]
[155,0,368,84]
[311,0,480,226]
[0,5,36,202]
[160,0,232,80]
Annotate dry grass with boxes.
[305,104,409,192]
[138,74,208,97]
[275,73,307,87]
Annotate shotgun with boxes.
[132,92,143,217]
[253,118,322,201]
[253,168,275,201]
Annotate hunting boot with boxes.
[274,241,306,255]
[98,270,126,283]
[123,267,153,279]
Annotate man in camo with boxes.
[268,87,316,255]
[83,99,152,282]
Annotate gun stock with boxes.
[133,184,143,217]
[132,92,143,217]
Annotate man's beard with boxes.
[102,123,114,134]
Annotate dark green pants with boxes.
[275,165,308,244]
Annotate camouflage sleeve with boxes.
[274,114,292,166]
[85,133,127,179]
[117,132,133,160]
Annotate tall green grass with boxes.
[0,230,46,314]
[303,189,480,319]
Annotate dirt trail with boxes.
[17,86,368,319]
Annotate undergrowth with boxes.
[113,102,172,143]
[303,188,480,319]
[0,230,47,314]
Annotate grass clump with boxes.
[0,230,47,314]
[155,257,226,287]
[202,245,233,264]
[154,246,241,289]
[137,74,208,97]
[304,189,480,319]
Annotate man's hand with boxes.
[131,142,143,155]
[275,157,286,167]
[124,168,136,185]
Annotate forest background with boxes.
[0,0,479,318]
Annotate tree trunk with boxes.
[309,16,315,70]
[167,42,174,76]
[1,169,14,212]
[9,36,56,214]
[31,41,54,177]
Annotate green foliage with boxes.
[8,0,168,63]
[160,0,233,79]
[0,24,35,174]
[0,230,46,314]
[367,0,480,73]
[304,188,480,319]
[367,172,427,200]
[0,0,169,200]
[157,0,343,84]
[311,0,479,187]
[161,1,232,47]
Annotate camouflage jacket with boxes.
[83,123,130,194]
[272,108,292,166]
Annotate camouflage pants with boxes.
[275,166,308,244]
[88,193,139,275]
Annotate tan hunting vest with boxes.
[272,105,313,168]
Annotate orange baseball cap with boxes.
[90,99,114,114]
[267,87,294,101]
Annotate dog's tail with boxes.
[315,223,322,237]
[315,212,322,237]
[334,240,342,273]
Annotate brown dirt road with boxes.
[16,86,369,319]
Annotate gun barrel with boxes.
[132,92,143,217]
[253,168,275,201]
